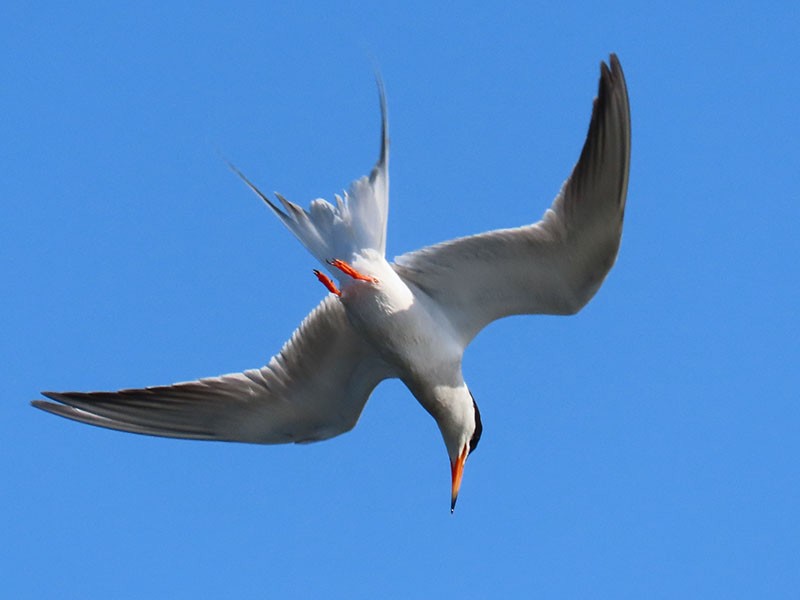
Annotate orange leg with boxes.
[327,259,379,283]
[313,269,341,296]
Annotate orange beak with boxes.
[450,445,468,513]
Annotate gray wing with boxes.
[393,54,631,343]
[32,295,392,444]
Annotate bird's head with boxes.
[435,387,483,513]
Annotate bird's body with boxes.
[343,254,474,455]
[33,54,631,511]
[344,254,463,393]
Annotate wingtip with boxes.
[33,391,81,411]
[600,59,612,80]
[602,53,627,90]
[594,53,629,115]
[31,397,71,416]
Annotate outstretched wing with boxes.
[393,54,631,343]
[32,296,393,444]
[230,80,390,270]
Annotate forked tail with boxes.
[229,80,389,276]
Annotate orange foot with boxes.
[313,269,341,296]
[327,259,379,283]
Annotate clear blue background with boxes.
[3,2,798,598]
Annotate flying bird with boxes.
[33,54,631,512]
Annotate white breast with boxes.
[339,252,464,388]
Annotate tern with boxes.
[33,54,630,512]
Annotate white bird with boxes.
[33,54,630,512]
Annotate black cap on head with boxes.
[468,392,483,455]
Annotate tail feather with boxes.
[230,80,390,275]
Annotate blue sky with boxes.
[3,1,798,598]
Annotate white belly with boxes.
[338,256,464,388]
